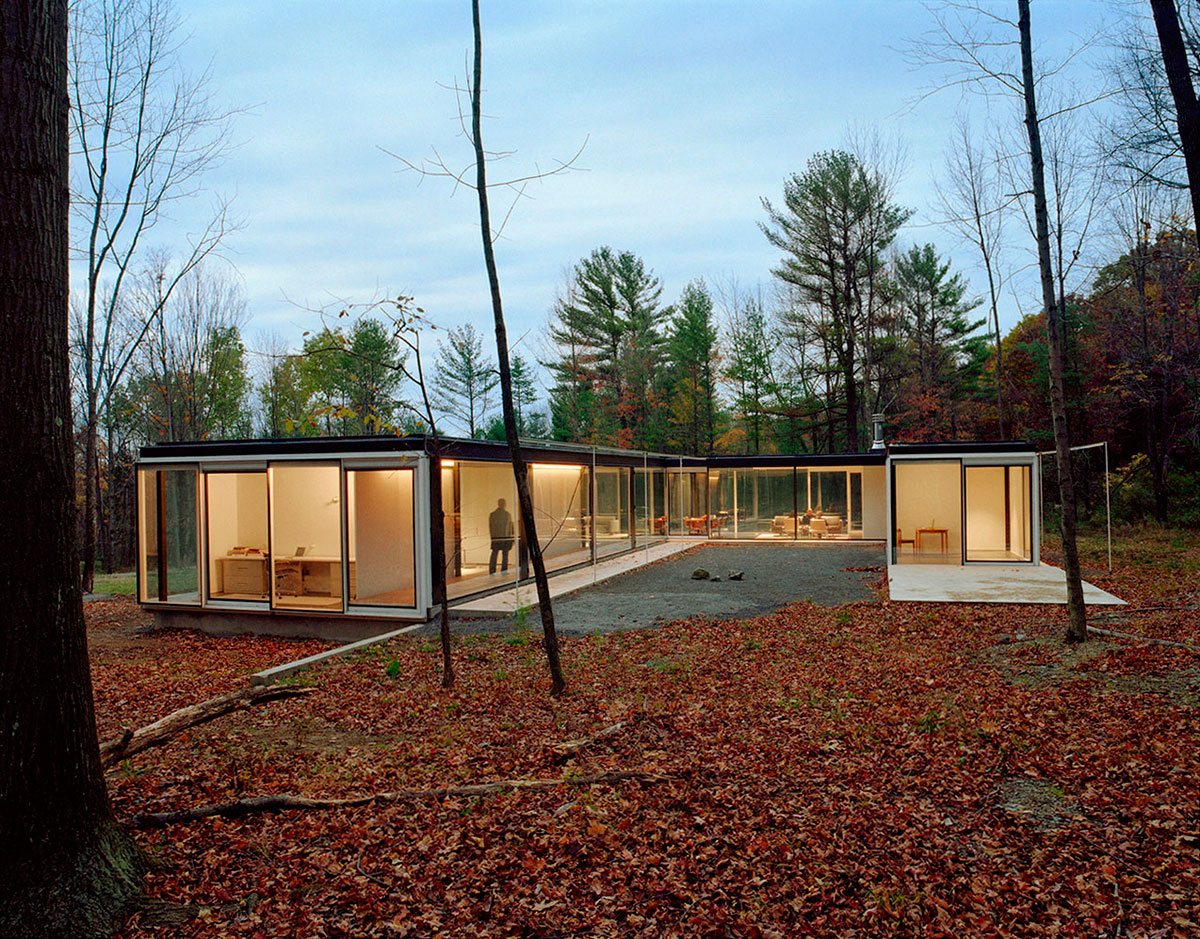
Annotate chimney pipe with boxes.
[870,413,886,451]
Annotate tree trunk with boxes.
[427,434,455,688]
[0,3,143,935]
[1017,0,1088,643]
[1150,0,1200,252]
[470,0,565,695]
[83,408,97,591]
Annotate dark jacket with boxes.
[489,506,514,547]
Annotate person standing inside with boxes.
[489,498,514,574]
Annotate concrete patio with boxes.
[887,562,1125,605]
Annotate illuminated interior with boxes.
[892,461,963,565]
[965,465,1033,562]
[347,468,416,607]
[205,472,269,601]
[530,463,591,573]
[593,466,632,559]
[269,463,344,611]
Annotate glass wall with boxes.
[593,466,632,559]
[347,468,416,608]
[892,461,962,565]
[138,467,200,603]
[965,465,1033,562]
[443,460,519,600]
[269,463,344,611]
[669,470,707,535]
[732,467,795,539]
[649,469,667,537]
[810,471,848,536]
[206,472,269,601]
[850,473,863,533]
[708,469,734,537]
[633,469,651,547]
[531,463,591,573]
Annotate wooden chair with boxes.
[653,515,668,536]
[896,528,915,554]
[710,514,730,537]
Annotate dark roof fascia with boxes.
[139,435,429,460]
[138,434,697,468]
[887,441,1036,456]
[704,452,887,469]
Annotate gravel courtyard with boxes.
[439,542,886,637]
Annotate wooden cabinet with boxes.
[216,557,269,597]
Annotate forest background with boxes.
[73,0,1200,580]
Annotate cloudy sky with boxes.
[158,0,1115,376]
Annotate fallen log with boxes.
[547,720,629,762]
[128,770,676,829]
[1086,625,1200,653]
[101,684,316,770]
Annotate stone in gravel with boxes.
[710,575,721,582]
[691,568,710,580]
[728,570,744,581]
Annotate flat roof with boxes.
[139,435,1035,465]
[138,434,707,468]
[887,441,1036,456]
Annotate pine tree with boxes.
[667,280,720,453]
[433,323,498,437]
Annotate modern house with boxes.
[135,428,1041,637]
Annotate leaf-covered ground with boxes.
[96,528,1200,937]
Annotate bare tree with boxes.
[393,3,586,696]
[1,1,143,933]
[1149,0,1200,249]
[1017,0,1088,642]
[70,0,237,590]
[935,116,1010,435]
[467,0,566,693]
[911,0,1090,642]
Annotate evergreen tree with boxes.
[667,280,720,453]
[344,317,404,434]
[547,246,668,448]
[724,295,777,454]
[894,244,987,437]
[761,150,910,449]
[433,323,498,437]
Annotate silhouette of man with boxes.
[489,498,514,574]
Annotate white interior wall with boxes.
[532,464,586,559]
[351,469,414,599]
[860,465,886,539]
[459,462,516,567]
[270,464,342,559]
[894,461,962,560]
[1009,466,1031,559]
[965,466,1007,553]
[206,474,240,585]
[237,474,268,549]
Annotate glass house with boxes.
[136,435,1039,637]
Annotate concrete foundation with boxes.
[887,562,1125,605]
[155,607,424,643]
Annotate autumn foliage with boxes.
[92,530,1200,937]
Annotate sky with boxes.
[154,0,1117,384]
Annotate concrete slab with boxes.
[251,622,426,685]
[450,541,697,615]
[887,561,1125,605]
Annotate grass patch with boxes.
[91,571,137,595]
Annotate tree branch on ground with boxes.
[129,770,677,828]
[99,684,316,770]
